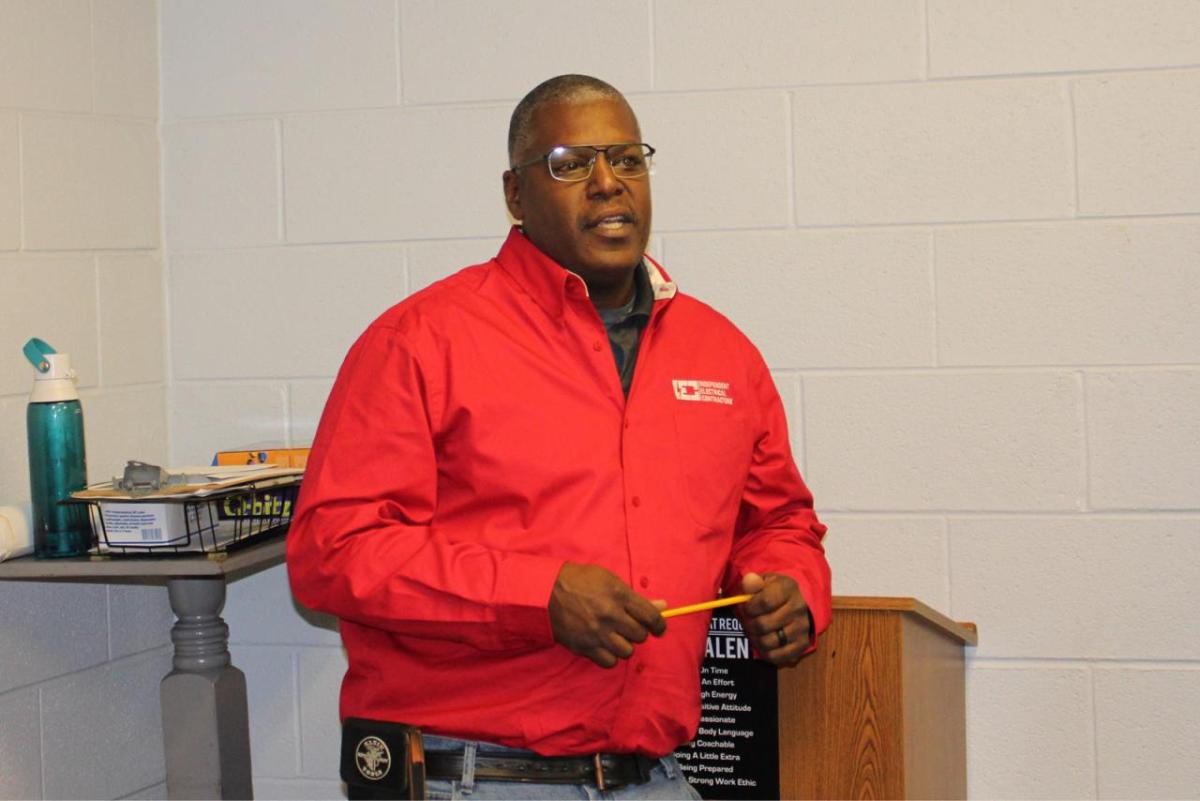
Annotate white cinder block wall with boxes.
[0,1,171,799]
[158,1,1200,799]
[2,1,1196,799]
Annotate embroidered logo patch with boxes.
[672,379,733,405]
[355,736,392,781]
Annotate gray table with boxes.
[0,536,287,800]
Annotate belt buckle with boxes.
[593,753,607,791]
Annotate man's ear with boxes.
[502,170,523,222]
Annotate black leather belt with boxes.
[425,751,656,790]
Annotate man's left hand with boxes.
[737,572,811,668]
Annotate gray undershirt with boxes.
[595,262,654,396]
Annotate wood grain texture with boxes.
[780,609,905,799]
[778,598,974,799]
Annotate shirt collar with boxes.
[643,253,678,302]
[494,226,677,319]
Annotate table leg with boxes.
[161,577,254,800]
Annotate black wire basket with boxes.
[76,476,301,556]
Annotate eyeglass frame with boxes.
[510,143,657,183]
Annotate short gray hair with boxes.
[507,74,631,165]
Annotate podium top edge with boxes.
[832,595,979,645]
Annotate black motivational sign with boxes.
[674,608,780,800]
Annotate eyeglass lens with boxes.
[547,144,653,182]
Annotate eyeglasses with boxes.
[512,143,656,183]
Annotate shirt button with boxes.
[635,663,646,674]
[639,576,649,589]
[631,496,641,508]
[592,341,603,352]
[624,419,630,429]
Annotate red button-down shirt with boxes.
[287,227,830,757]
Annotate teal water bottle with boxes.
[23,338,92,558]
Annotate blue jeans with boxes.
[422,736,701,801]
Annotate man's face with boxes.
[503,98,652,295]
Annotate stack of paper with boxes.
[74,464,303,500]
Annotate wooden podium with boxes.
[778,597,978,799]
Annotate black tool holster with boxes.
[340,718,426,800]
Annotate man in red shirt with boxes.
[287,74,831,799]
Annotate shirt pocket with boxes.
[672,404,754,532]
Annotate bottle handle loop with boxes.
[23,338,56,373]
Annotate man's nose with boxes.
[586,154,623,196]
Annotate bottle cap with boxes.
[26,343,80,403]
[33,352,77,382]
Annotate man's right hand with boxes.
[548,562,667,668]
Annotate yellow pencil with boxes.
[660,594,753,619]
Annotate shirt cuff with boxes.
[493,553,565,646]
